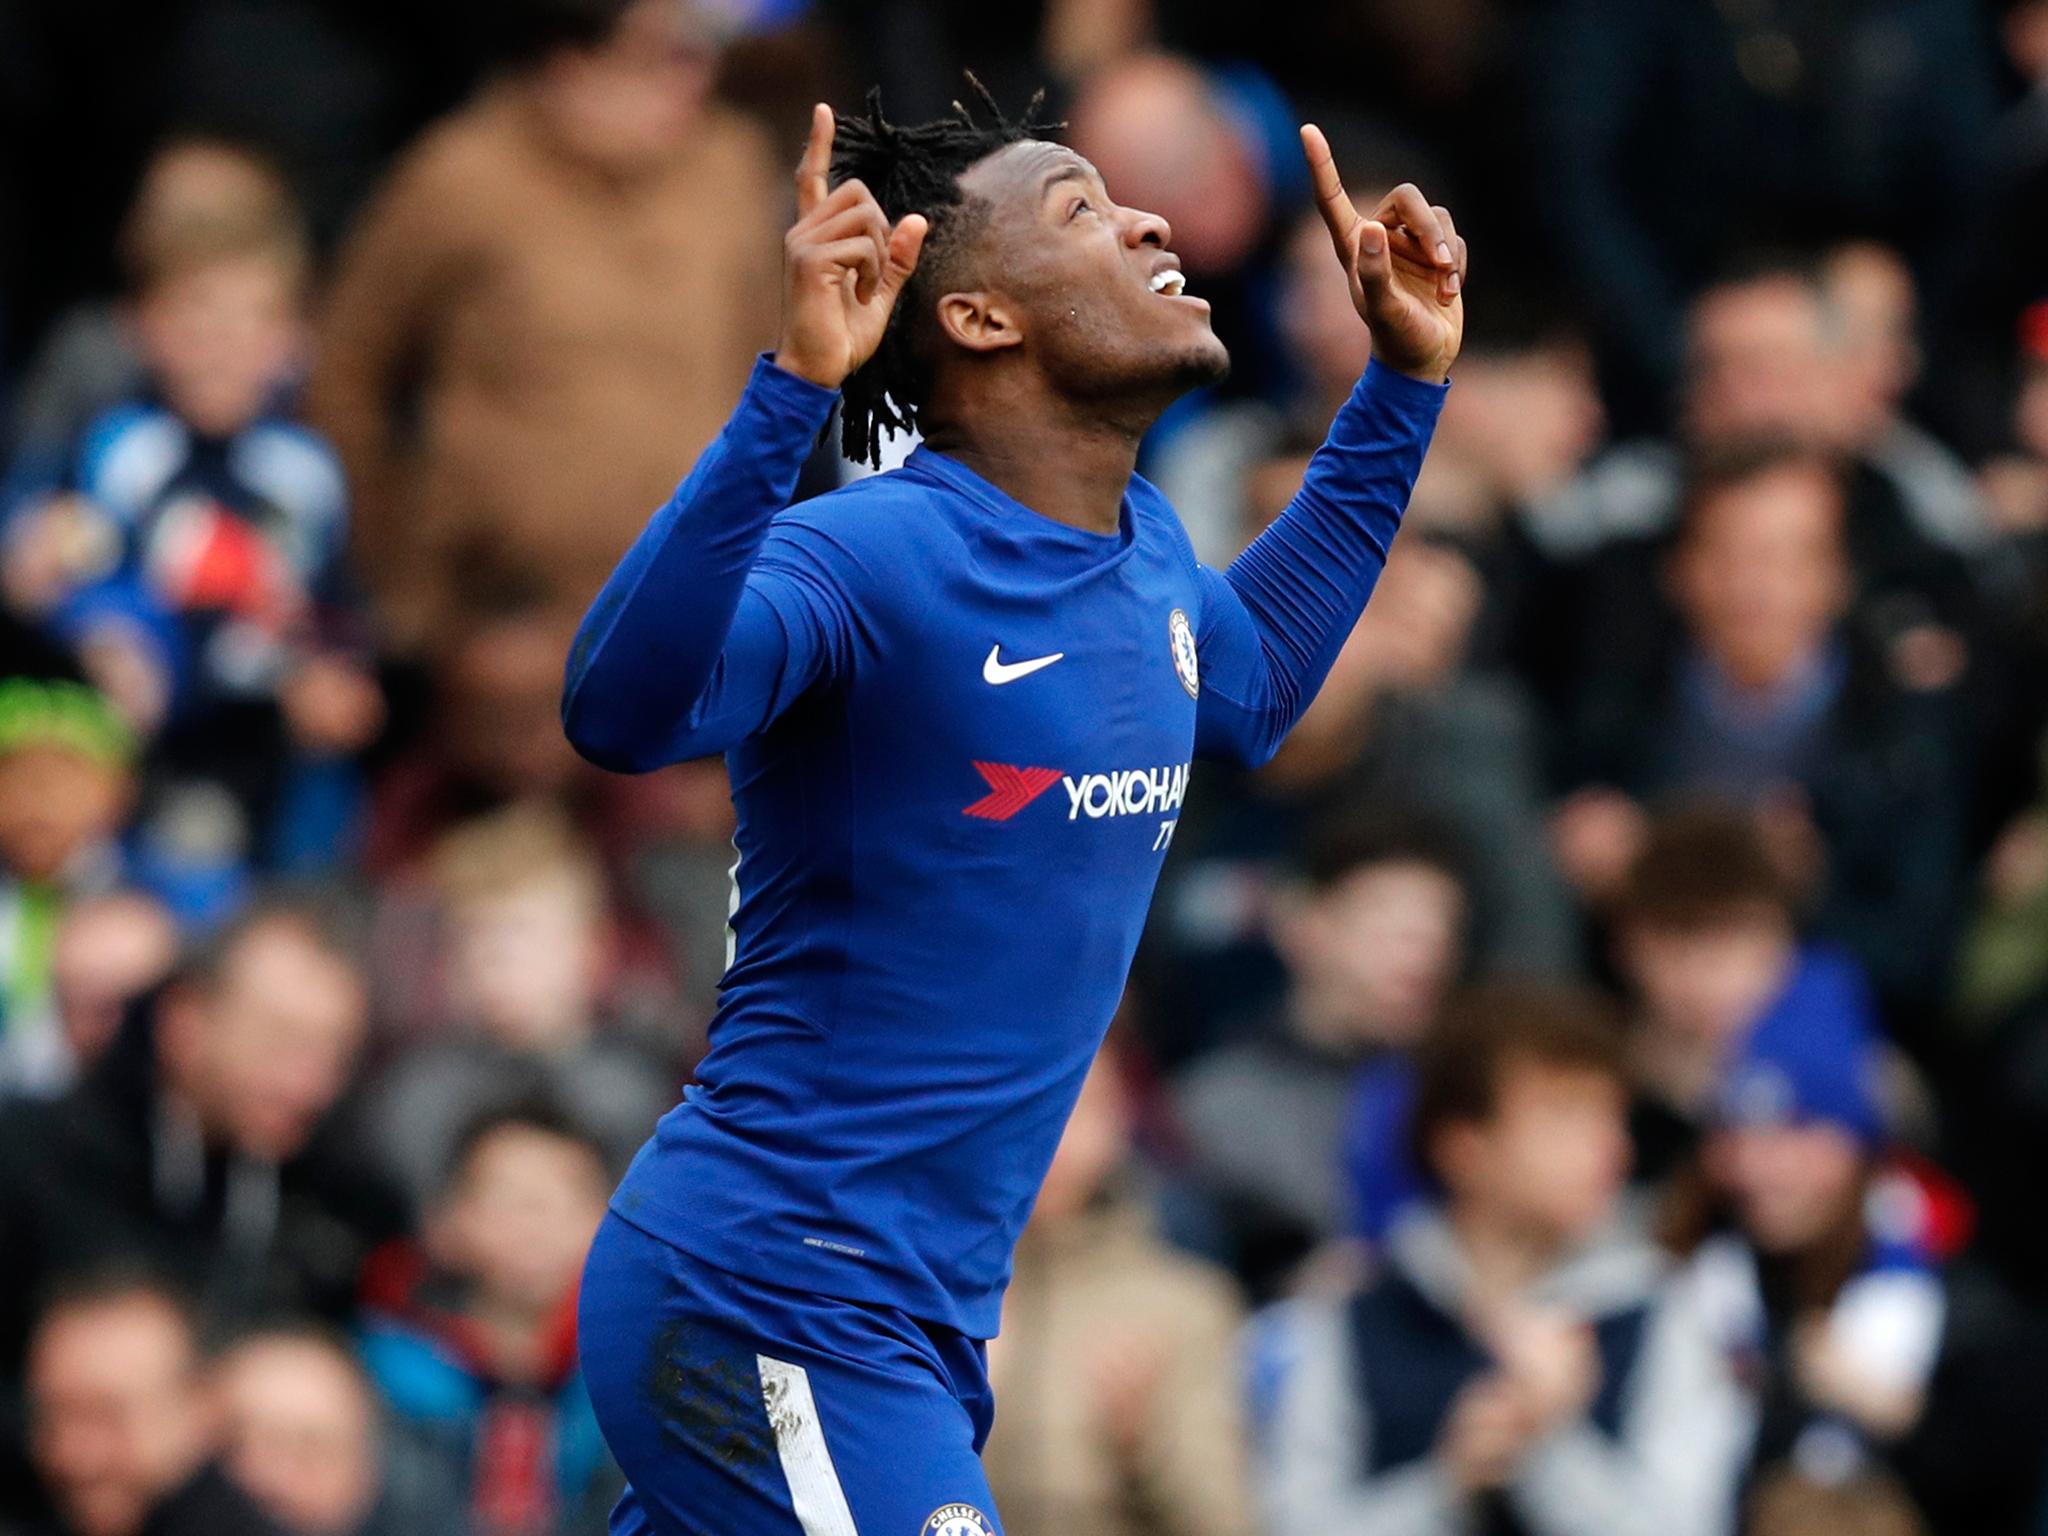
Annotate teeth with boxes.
[1149,270,1186,296]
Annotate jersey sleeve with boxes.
[1193,359,1447,767]
[560,355,848,772]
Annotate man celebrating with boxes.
[566,87,1465,1536]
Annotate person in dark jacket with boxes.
[1552,440,1970,1025]
[216,1325,464,1536]
[356,1102,618,1536]
[0,896,402,1387]
[10,1273,282,1536]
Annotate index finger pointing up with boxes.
[796,102,834,217]
[1300,124,1362,253]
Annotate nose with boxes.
[1123,205,1171,250]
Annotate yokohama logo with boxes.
[963,760,1192,823]
[963,762,1064,820]
[1063,762,1189,820]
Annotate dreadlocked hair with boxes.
[830,77,1060,468]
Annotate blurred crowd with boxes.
[1,0,2046,1533]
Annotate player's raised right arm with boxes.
[560,106,925,773]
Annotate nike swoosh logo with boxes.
[982,645,1065,685]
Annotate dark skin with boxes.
[774,104,1466,536]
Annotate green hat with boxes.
[0,677,135,767]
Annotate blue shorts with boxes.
[578,1210,1005,1536]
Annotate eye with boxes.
[1067,197,1092,221]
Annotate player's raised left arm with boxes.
[1193,128,1461,768]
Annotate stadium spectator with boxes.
[356,1103,618,1536]
[1552,442,1969,1021]
[306,0,781,656]
[2,136,298,500]
[0,184,382,873]
[1341,808,1908,1273]
[16,1273,281,1536]
[1953,779,2048,1298]
[1975,300,2048,768]
[0,677,138,1098]
[359,803,677,1203]
[1672,999,1943,1488]
[0,899,400,1381]
[985,1050,1254,1536]
[1172,819,1467,1294]
[215,1325,464,1536]
[1821,242,1993,555]
[1527,262,1993,781]
[1610,805,1824,1186]
[1254,983,1751,1536]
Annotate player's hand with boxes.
[1300,124,1465,385]
[773,103,929,391]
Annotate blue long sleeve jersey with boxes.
[564,355,1445,1337]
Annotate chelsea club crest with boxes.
[1168,607,1199,699]
[922,1504,994,1536]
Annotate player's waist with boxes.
[609,1102,1032,1338]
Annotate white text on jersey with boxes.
[1062,763,1191,820]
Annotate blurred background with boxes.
[0,0,2046,1533]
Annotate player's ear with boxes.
[936,291,1024,354]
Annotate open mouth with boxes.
[1148,269,1187,297]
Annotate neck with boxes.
[1449,1200,1565,1308]
[921,375,1160,537]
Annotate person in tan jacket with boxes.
[307,0,781,655]
[985,1046,1257,1536]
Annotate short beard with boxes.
[1055,336,1233,436]
[1169,338,1233,392]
